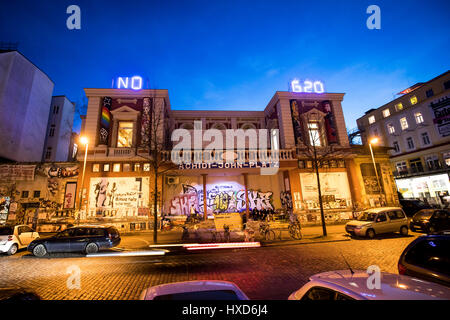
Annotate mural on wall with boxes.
[322,100,338,144]
[168,182,274,216]
[280,191,293,211]
[63,182,77,209]
[140,97,151,147]
[360,163,384,194]
[88,177,150,218]
[35,164,79,198]
[99,96,112,145]
[290,100,304,145]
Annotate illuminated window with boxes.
[308,122,321,147]
[395,103,404,111]
[410,96,418,105]
[92,163,100,172]
[368,115,375,124]
[143,163,151,171]
[400,117,408,130]
[387,123,395,134]
[113,163,121,172]
[134,163,140,172]
[103,163,110,172]
[382,109,390,118]
[415,112,424,124]
[117,121,134,147]
[72,143,78,158]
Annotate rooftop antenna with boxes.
[340,251,355,277]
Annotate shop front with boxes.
[396,173,450,205]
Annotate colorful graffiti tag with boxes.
[168,183,273,216]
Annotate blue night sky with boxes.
[1,0,449,133]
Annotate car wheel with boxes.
[400,226,408,236]
[33,244,47,257]
[428,226,435,234]
[366,229,376,239]
[85,242,99,254]
[7,244,18,256]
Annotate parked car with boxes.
[27,225,121,257]
[0,224,40,255]
[398,234,449,287]
[409,209,450,233]
[140,280,249,300]
[345,207,409,239]
[288,270,450,300]
[400,199,432,217]
[0,288,40,300]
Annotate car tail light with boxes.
[398,262,406,275]
[7,235,13,241]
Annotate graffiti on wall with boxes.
[168,182,273,216]
[280,191,293,210]
[140,97,151,147]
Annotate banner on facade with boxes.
[64,182,77,209]
[213,212,243,231]
[0,165,35,181]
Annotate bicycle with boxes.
[223,224,231,242]
[288,220,302,240]
[259,222,276,241]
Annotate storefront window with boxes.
[103,163,110,172]
[123,163,131,172]
[117,121,133,147]
[113,163,121,172]
[134,163,140,172]
[143,163,151,171]
[92,163,100,172]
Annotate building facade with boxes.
[74,84,398,231]
[0,51,54,162]
[357,71,450,205]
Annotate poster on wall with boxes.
[430,97,450,137]
[99,96,112,145]
[167,182,274,216]
[64,182,77,209]
[88,177,150,218]
[0,196,10,222]
[213,212,243,231]
[299,172,351,209]
[0,165,36,181]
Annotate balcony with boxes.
[394,164,450,178]
[108,148,136,157]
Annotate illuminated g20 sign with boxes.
[117,76,143,90]
[290,79,325,94]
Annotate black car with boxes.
[27,225,121,257]
[398,234,450,287]
[399,199,432,217]
[410,209,450,233]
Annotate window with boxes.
[393,141,400,153]
[123,163,131,172]
[72,143,78,158]
[404,238,450,275]
[33,191,40,198]
[410,158,423,173]
[425,155,440,170]
[45,147,52,160]
[410,95,418,105]
[444,152,450,167]
[387,123,396,134]
[415,112,424,124]
[421,132,431,145]
[143,163,151,172]
[400,117,409,130]
[113,163,121,172]
[396,161,407,173]
[308,122,321,147]
[117,121,134,147]
[395,103,404,111]
[426,89,434,98]
[21,191,29,198]
[406,137,415,150]
[92,163,100,172]
[376,212,387,222]
[444,80,450,90]
[368,115,375,124]
[382,109,390,118]
[103,163,110,172]
[301,287,354,301]
[49,125,56,137]
[53,105,60,114]
[134,163,140,172]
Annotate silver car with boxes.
[345,207,409,239]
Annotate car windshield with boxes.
[0,227,13,235]
[357,212,377,221]
[415,210,434,219]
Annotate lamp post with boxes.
[78,136,89,225]
[368,137,383,206]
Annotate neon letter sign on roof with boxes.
[290,79,325,94]
[117,76,143,90]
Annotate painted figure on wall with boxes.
[290,100,304,145]
[140,97,151,147]
[322,100,338,144]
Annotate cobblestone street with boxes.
[0,226,422,300]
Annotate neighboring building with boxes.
[357,70,450,205]
[42,96,77,162]
[0,51,54,162]
[75,84,398,231]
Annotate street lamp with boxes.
[368,137,383,206]
[78,136,89,225]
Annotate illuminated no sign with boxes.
[290,79,325,94]
[117,76,143,90]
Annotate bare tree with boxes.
[294,109,350,237]
[347,127,362,145]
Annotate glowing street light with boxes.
[368,137,383,206]
[78,136,89,224]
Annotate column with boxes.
[202,174,207,220]
[243,173,249,219]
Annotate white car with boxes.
[0,225,40,256]
[140,280,249,300]
[288,270,450,300]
